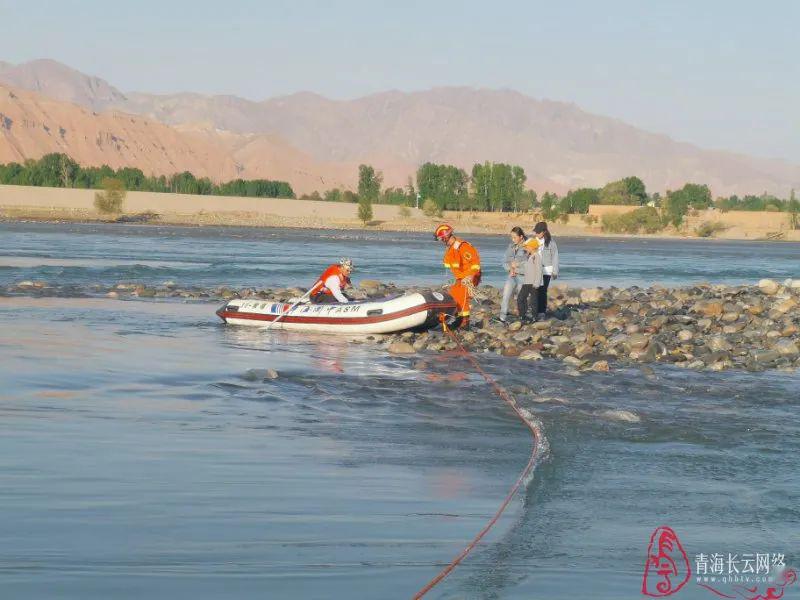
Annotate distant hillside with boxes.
[1,59,799,196]
[0,59,128,111]
[0,84,354,193]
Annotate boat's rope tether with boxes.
[411,322,545,599]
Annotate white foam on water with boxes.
[597,409,641,423]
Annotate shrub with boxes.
[695,221,727,238]
[601,207,663,234]
[342,190,359,203]
[581,214,599,225]
[422,198,443,217]
[94,177,126,214]
[398,205,412,218]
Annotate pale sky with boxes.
[1,0,798,162]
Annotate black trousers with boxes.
[537,274,552,314]
[517,284,538,319]
[311,293,342,304]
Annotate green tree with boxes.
[115,167,147,191]
[32,153,76,187]
[380,187,413,205]
[599,176,648,205]
[623,176,647,204]
[470,162,491,211]
[540,192,560,220]
[323,188,343,202]
[357,164,382,205]
[519,189,538,212]
[564,188,600,214]
[511,165,527,212]
[662,189,689,227]
[468,162,528,212]
[58,154,79,187]
[358,194,373,225]
[405,176,416,206]
[417,163,468,210]
[680,183,713,210]
[662,183,712,227]
[789,189,799,229]
[489,163,515,211]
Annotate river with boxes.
[1,222,798,599]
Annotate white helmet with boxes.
[339,257,354,270]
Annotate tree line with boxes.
[3,153,797,227]
[302,161,537,213]
[0,153,295,198]
[304,162,799,229]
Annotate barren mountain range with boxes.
[1,58,798,196]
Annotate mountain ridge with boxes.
[1,58,798,196]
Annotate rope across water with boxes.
[411,329,546,599]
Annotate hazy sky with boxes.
[1,0,798,162]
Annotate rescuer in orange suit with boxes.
[434,224,481,329]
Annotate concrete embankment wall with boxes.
[0,184,420,220]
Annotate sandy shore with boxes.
[2,184,799,241]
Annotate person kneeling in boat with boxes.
[309,258,354,304]
[434,223,481,329]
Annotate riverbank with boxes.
[5,277,799,373]
[2,184,799,240]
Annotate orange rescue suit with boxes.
[443,238,481,317]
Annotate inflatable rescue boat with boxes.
[216,290,458,334]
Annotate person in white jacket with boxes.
[533,222,559,319]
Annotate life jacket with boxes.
[311,264,349,297]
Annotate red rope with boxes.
[411,329,544,599]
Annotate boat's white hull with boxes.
[216,290,457,334]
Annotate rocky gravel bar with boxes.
[5,277,800,373]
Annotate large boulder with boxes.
[773,297,798,315]
[627,333,650,350]
[773,339,799,357]
[693,300,724,317]
[758,279,780,295]
[359,279,383,291]
[580,287,604,303]
[519,349,543,361]
[707,336,733,352]
[388,341,416,355]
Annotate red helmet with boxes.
[434,223,453,241]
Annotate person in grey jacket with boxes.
[517,237,543,322]
[533,221,559,319]
[499,226,527,323]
